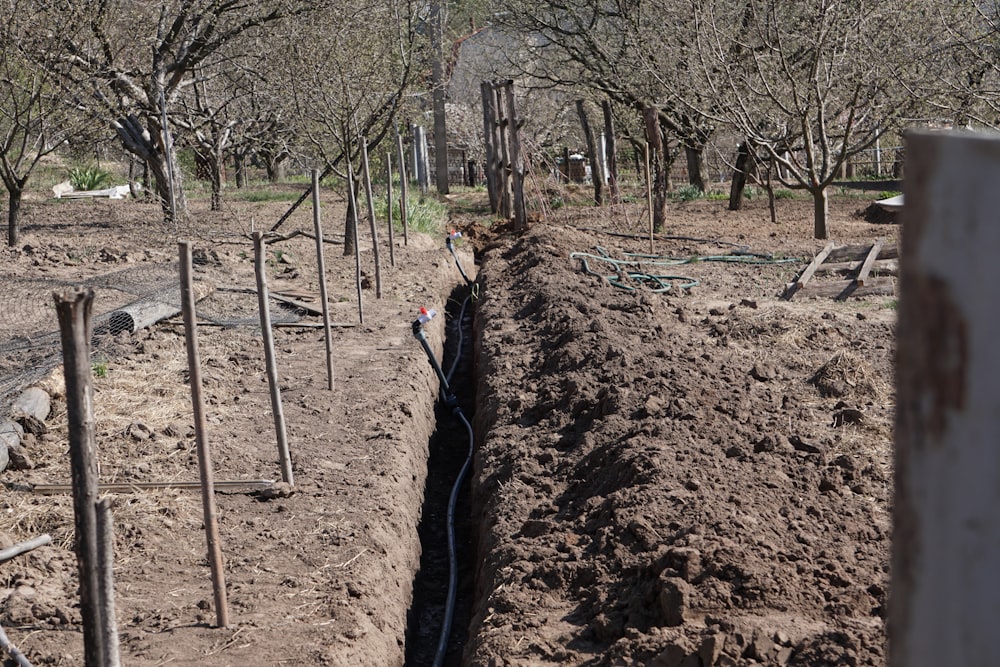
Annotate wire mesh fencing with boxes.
[0,258,301,420]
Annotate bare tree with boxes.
[495,0,717,195]
[0,2,84,246]
[691,0,932,238]
[52,0,331,222]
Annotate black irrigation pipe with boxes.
[569,225,755,252]
[410,234,478,667]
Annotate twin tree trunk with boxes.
[116,114,187,221]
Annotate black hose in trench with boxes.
[412,238,476,667]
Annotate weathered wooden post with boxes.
[644,142,654,254]
[346,162,365,324]
[892,130,1000,666]
[95,499,120,665]
[481,81,499,213]
[179,242,230,628]
[385,152,396,267]
[395,129,410,246]
[54,288,107,665]
[602,100,620,202]
[501,81,526,231]
[251,234,294,485]
[311,170,335,391]
[494,83,512,220]
[359,137,383,298]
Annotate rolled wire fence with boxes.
[0,260,300,420]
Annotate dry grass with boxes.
[811,350,890,401]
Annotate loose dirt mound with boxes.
[468,219,893,665]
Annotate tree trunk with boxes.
[430,0,449,195]
[259,147,288,184]
[813,187,829,239]
[685,142,708,192]
[233,151,247,189]
[7,188,22,247]
[576,100,603,206]
[210,157,222,212]
[642,107,668,232]
[728,141,751,211]
[115,114,187,221]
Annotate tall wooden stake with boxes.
[645,142,654,254]
[386,152,396,266]
[179,242,230,628]
[95,499,120,666]
[893,130,1000,666]
[359,136,383,298]
[251,234,294,485]
[346,163,365,324]
[602,99,620,203]
[502,81,527,231]
[54,288,105,665]
[395,129,409,246]
[481,81,499,213]
[311,170,335,391]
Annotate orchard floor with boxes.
[0,187,897,666]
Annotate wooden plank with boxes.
[793,276,895,300]
[795,241,837,288]
[827,242,898,263]
[855,239,885,286]
[815,258,898,276]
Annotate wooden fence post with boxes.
[346,162,365,325]
[179,242,230,627]
[385,152,396,267]
[481,81,499,213]
[644,142,654,254]
[251,234,294,485]
[311,170,335,391]
[359,136,383,298]
[602,100,620,202]
[54,288,106,666]
[395,129,410,246]
[95,499,120,666]
[501,81,526,231]
[892,130,1000,666]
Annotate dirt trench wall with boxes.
[467,224,892,666]
[0,238,477,667]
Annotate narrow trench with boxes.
[404,284,478,667]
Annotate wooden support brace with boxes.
[855,239,885,286]
[796,241,837,288]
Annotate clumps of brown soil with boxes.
[810,351,888,400]
[468,223,893,666]
[855,202,898,225]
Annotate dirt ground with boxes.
[0,186,897,666]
